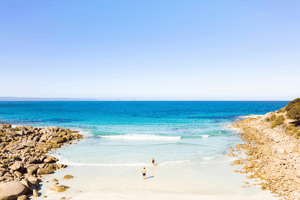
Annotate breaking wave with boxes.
[99,134,181,141]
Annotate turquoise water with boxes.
[0,101,288,166]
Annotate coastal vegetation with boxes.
[270,114,276,121]
[0,123,82,199]
[231,98,300,200]
[286,98,300,120]
[270,115,285,128]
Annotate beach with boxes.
[0,101,288,200]
[36,160,276,200]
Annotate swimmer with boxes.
[142,167,147,179]
[152,158,155,166]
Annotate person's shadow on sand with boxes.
[146,176,154,179]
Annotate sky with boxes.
[0,0,299,100]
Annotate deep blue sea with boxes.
[0,101,288,166]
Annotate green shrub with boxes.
[278,107,286,113]
[271,121,283,128]
[276,115,285,121]
[0,131,13,136]
[285,124,299,135]
[10,127,19,131]
[270,114,276,121]
[286,98,300,120]
[271,115,285,128]
[282,123,287,128]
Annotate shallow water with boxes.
[1,101,286,199]
[0,101,287,167]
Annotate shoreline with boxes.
[0,123,83,199]
[0,121,278,200]
[35,162,276,200]
[230,107,300,199]
[0,106,289,199]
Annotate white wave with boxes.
[201,135,209,138]
[99,134,181,141]
[58,159,240,167]
[78,130,92,135]
[57,160,190,167]
[201,157,215,160]
[239,114,263,119]
[59,162,150,167]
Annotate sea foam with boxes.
[57,160,190,167]
[99,134,181,141]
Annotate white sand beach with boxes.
[35,160,278,200]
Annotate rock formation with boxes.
[0,123,82,199]
[231,103,300,200]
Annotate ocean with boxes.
[0,101,288,168]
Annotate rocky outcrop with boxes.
[62,175,73,180]
[231,111,300,200]
[0,123,83,199]
[49,185,69,192]
[0,181,28,200]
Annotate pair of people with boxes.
[142,158,155,179]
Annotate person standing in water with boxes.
[152,158,155,166]
[142,167,147,179]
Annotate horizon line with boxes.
[0,97,292,102]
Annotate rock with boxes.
[27,165,38,174]
[52,137,67,144]
[28,158,38,164]
[245,161,256,168]
[49,185,69,192]
[57,164,66,169]
[44,156,58,163]
[228,152,235,157]
[52,178,58,182]
[9,162,22,171]
[63,175,73,180]
[15,131,24,136]
[21,140,36,147]
[37,168,54,175]
[0,167,6,172]
[0,181,28,200]
[48,164,54,170]
[0,123,11,129]
[27,175,39,186]
[17,195,29,200]
[233,160,243,165]
[33,189,39,197]
[33,136,40,142]
[20,179,34,190]
[0,124,82,198]
[39,135,48,142]
[14,171,22,177]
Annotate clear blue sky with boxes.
[0,0,299,100]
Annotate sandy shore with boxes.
[0,121,280,200]
[34,156,277,200]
